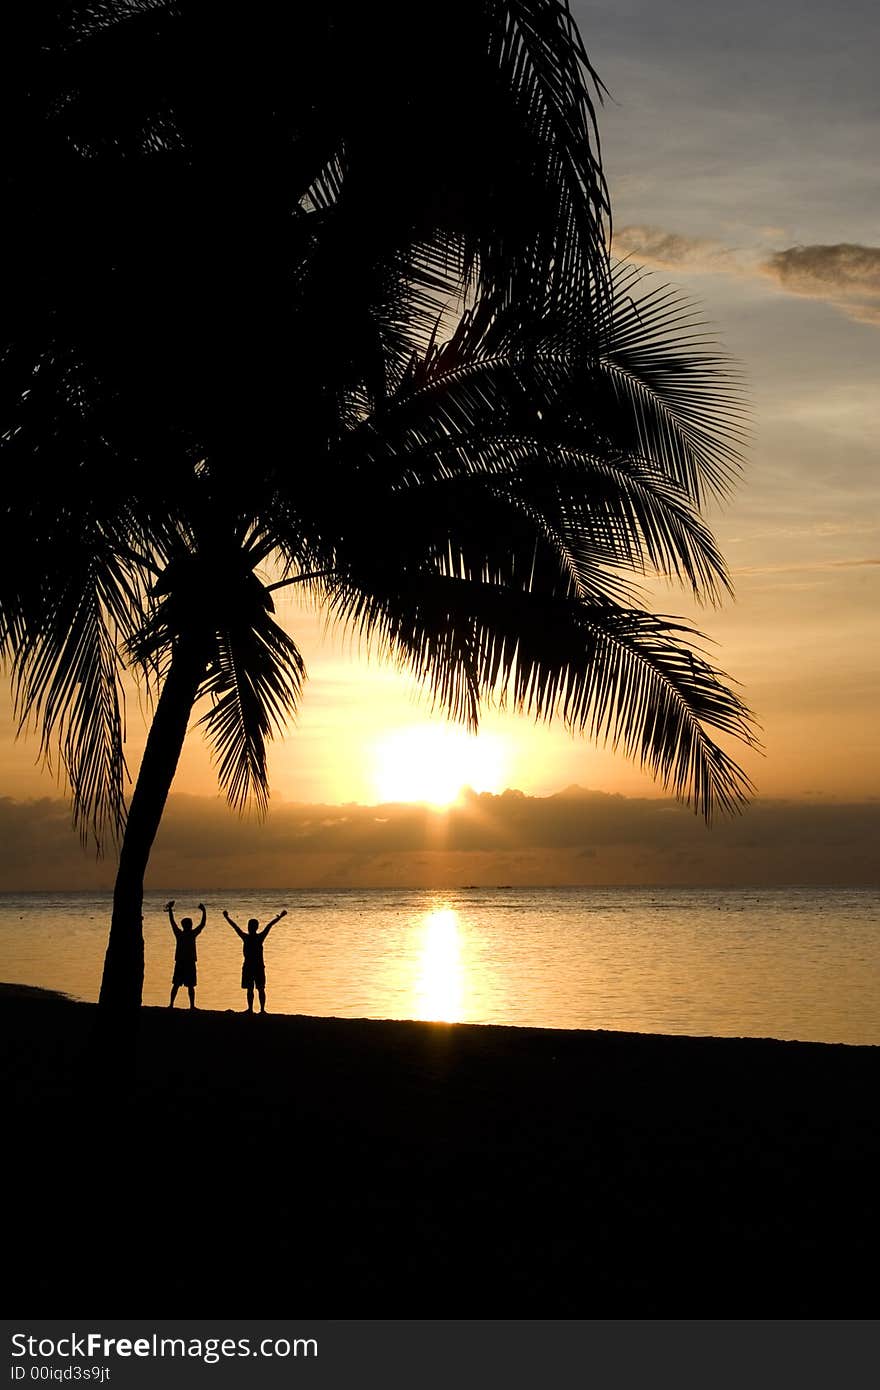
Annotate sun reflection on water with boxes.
[414,907,464,1022]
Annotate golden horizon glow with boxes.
[371,724,509,808]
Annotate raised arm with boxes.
[165,899,179,933]
[261,909,288,939]
[223,909,246,940]
[193,902,207,935]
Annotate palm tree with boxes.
[1,1,758,1017]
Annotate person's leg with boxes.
[246,986,254,1013]
[169,984,179,1008]
[258,987,266,1013]
[187,986,195,1009]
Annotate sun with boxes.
[371,724,508,807]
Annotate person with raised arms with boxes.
[223,906,287,1014]
[166,900,207,1009]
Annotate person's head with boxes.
[248,918,259,934]
[181,917,193,932]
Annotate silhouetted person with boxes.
[166,900,206,1009]
[223,907,287,1013]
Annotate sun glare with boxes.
[371,724,508,807]
[414,907,464,1022]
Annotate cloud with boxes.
[612,225,737,272]
[734,556,880,577]
[760,244,880,324]
[612,226,880,326]
[756,246,878,326]
[1,789,877,889]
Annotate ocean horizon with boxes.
[1,883,877,1045]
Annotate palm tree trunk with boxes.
[98,638,208,1014]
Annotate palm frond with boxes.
[488,448,732,603]
[197,604,305,815]
[594,265,750,504]
[487,0,611,326]
[3,524,148,845]
[328,572,758,820]
[317,286,736,605]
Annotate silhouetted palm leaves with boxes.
[0,2,758,1008]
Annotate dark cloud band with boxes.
[1,790,876,889]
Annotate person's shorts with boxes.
[241,964,266,990]
[173,963,197,987]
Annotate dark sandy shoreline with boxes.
[3,985,877,1315]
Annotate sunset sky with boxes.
[1,0,877,887]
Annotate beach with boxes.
[3,984,877,1315]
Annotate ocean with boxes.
[0,885,877,1044]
